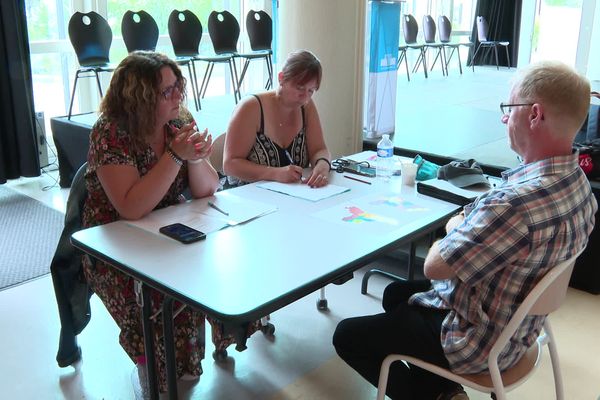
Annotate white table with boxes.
[72,162,459,399]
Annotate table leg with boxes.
[162,296,178,400]
[141,283,160,400]
[407,242,416,281]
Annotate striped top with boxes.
[409,152,597,374]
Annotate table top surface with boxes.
[72,152,459,322]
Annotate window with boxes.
[25,0,269,127]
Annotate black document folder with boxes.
[417,179,493,206]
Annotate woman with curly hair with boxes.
[81,51,219,393]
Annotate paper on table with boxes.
[125,201,227,235]
[256,181,350,202]
[126,191,277,235]
[200,191,278,225]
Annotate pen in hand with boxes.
[285,150,295,165]
[208,201,229,216]
[285,149,305,182]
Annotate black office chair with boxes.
[471,15,510,71]
[67,11,114,119]
[422,15,446,76]
[167,9,202,111]
[402,14,428,79]
[196,10,241,104]
[237,10,273,93]
[121,10,159,53]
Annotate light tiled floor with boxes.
[3,169,600,400]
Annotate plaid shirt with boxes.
[409,153,597,374]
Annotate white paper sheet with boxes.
[126,192,278,236]
[256,181,350,202]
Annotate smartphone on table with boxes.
[159,223,206,244]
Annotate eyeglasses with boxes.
[160,81,182,100]
[499,102,534,115]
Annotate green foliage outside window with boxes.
[544,0,582,7]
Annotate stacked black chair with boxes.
[422,15,447,76]
[401,14,428,79]
[121,10,159,53]
[437,15,470,75]
[237,10,273,93]
[471,15,510,71]
[196,10,241,104]
[67,11,114,119]
[167,9,202,111]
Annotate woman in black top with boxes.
[224,49,331,188]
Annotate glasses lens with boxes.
[162,81,181,100]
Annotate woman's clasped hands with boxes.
[170,123,213,163]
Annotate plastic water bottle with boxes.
[376,134,394,179]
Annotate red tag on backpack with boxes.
[579,153,594,175]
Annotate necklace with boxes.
[275,91,293,128]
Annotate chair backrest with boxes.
[476,16,489,42]
[121,10,159,53]
[68,11,112,67]
[209,133,226,173]
[246,10,272,51]
[489,249,583,362]
[422,15,436,43]
[402,14,419,44]
[438,15,452,42]
[208,10,240,54]
[528,253,581,315]
[168,9,202,57]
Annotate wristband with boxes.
[314,157,331,171]
[166,148,183,166]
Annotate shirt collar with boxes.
[501,152,580,184]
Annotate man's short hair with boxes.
[514,61,590,130]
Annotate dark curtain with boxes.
[468,0,522,68]
[0,0,40,184]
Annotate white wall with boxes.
[278,0,367,158]
[586,0,600,81]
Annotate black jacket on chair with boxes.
[50,162,92,367]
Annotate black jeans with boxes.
[333,280,457,400]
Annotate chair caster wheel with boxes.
[261,322,276,336]
[212,349,227,361]
[316,298,328,311]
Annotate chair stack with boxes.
[422,15,447,76]
[167,9,203,111]
[121,10,159,53]
[398,14,428,81]
[396,14,478,80]
[66,9,273,115]
[195,10,241,104]
[237,10,274,92]
[67,11,114,119]
[437,15,471,75]
[471,15,511,71]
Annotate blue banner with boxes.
[369,1,400,73]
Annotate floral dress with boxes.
[82,115,259,391]
[82,115,203,391]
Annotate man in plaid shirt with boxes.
[333,61,597,400]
